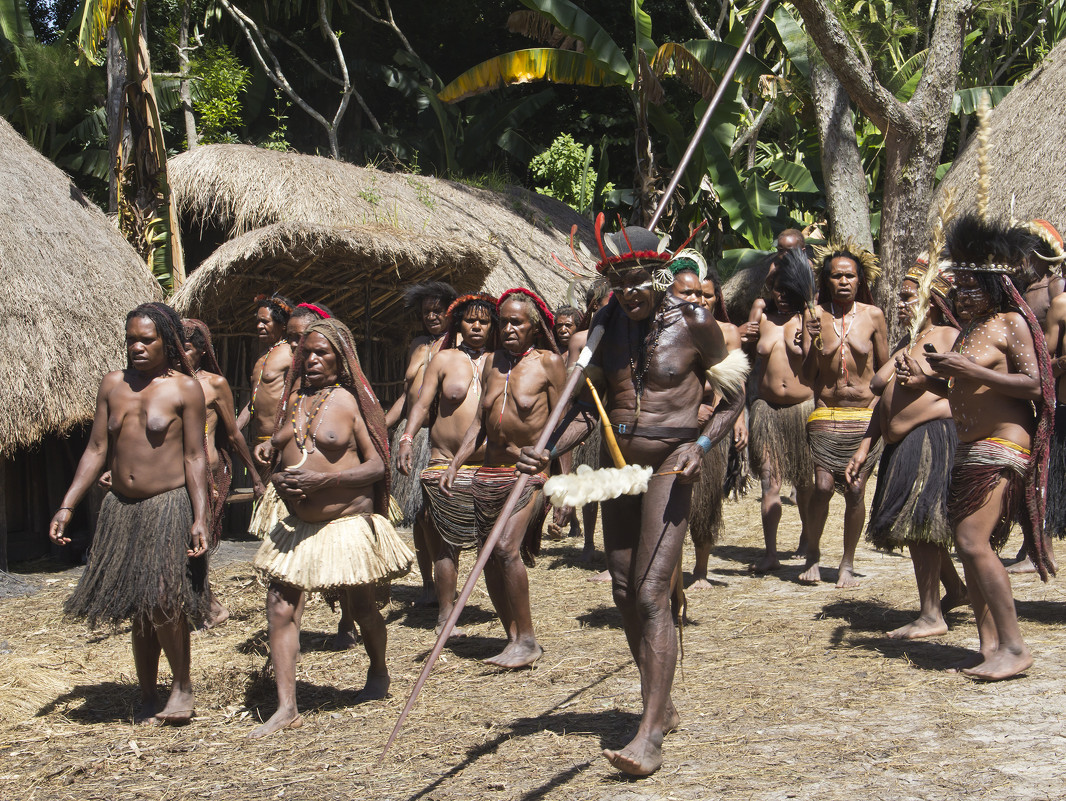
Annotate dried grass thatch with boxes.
[169,144,596,306]
[0,118,161,456]
[933,40,1066,231]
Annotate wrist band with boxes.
[696,435,713,453]
[58,506,74,512]
[399,433,414,444]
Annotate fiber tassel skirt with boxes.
[806,406,881,493]
[249,482,288,540]
[749,397,814,491]
[690,436,729,549]
[390,421,430,525]
[254,513,413,592]
[64,487,207,628]
[1046,405,1066,538]
[866,418,957,551]
[421,462,480,550]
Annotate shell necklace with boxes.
[289,383,340,468]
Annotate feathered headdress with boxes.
[811,237,882,286]
[774,246,818,315]
[1027,219,1066,267]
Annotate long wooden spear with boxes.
[379,0,776,762]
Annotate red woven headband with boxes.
[296,302,330,319]
[498,287,555,329]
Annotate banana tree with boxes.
[79,0,184,289]
[437,0,770,228]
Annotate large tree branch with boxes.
[349,0,420,61]
[908,0,972,116]
[790,0,907,132]
[685,0,715,39]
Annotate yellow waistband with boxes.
[983,437,1030,456]
[807,406,874,424]
[422,463,482,472]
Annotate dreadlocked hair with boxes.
[443,293,499,350]
[403,281,458,317]
[182,318,223,375]
[291,301,333,321]
[255,293,294,328]
[278,318,391,516]
[127,303,195,376]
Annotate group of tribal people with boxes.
[43,199,1066,777]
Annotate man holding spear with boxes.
[520,221,745,775]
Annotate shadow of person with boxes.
[37,681,149,723]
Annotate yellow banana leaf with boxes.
[439,48,623,104]
[78,0,125,66]
[651,42,715,99]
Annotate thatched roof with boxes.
[169,145,595,318]
[0,117,160,455]
[934,40,1066,231]
[170,221,492,343]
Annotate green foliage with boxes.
[529,133,612,213]
[13,40,100,145]
[262,89,291,152]
[189,44,250,145]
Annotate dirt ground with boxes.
[2,489,1066,801]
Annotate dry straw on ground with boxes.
[2,491,1066,800]
[0,118,159,455]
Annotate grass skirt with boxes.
[208,451,232,549]
[867,418,956,551]
[421,463,479,550]
[249,482,288,540]
[64,487,207,628]
[806,406,881,494]
[572,423,603,469]
[254,513,413,592]
[948,438,1029,554]
[749,398,814,491]
[1046,405,1066,538]
[390,420,429,525]
[473,466,546,567]
[690,437,729,548]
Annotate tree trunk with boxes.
[810,54,873,251]
[178,0,197,150]
[107,27,127,214]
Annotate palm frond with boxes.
[438,48,621,104]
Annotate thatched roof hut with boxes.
[0,117,160,565]
[933,40,1066,231]
[0,117,160,453]
[169,144,593,307]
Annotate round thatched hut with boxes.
[933,40,1066,231]
[0,117,161,566]
[169,144,593,403]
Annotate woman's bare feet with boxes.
[603,732,663,777]
[886,615,948,640]
[750,553,781,574]
[941,586,969,612]
[134,701,159,725]
[945,650,989,674]
[686,575,716,590]
[484,640,543,669]
[798,560,821,584]
[587,570,612,583]
[331,628,360,650]
[434,621,467,638]
[835,564,860,589]
[353,671,391,702]
[154,686,194,725]
[201,601,230,630]
[662,700,680,735]
[962,646,1033,681]
[248,707,303,738]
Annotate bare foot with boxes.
[201,602,230,631]
[580,546,596,565]
[945,650,988,673]
[413,590,438,608]
[750,554,780,574]
[686,576,716,590]
[484,640,543,669]
[1006,556,1038,574]
[886,616,949,640]
[798,561,821,584]
[546,521,564,540]
[603,734,663,777]
[962,647,1033,681]
[662,700,680,735]
[354,672,391,702]
[434,621,467,638]
[154,686,194,725]
[835,565,860,589]
[942,586,969,612]
[587,570,612,583]
[331,628,360,650]
[248,707,304,739]
[134,701,159,725]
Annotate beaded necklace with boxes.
[831,302,856,383]
[250,340,285,417]
[628,310,666,421]
[498,346,534,426]
[458,344,486,398]
[291,383,341,453]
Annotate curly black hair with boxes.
[290,301,334,321]
[255,293,294,328]
[403,282,458,313]
[553,305,585,329]
[126,302,194,375]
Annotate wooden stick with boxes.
[585,377,625,469]
[378,319,608,763]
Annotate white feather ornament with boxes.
[544,464,654,508]
[705,348,750,398]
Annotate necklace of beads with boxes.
[291,384,340,453]
[628,311,666,421]
[499,347,534,426]
[458,344,487,398]
[250,340,284,417]
[831,302,856,383]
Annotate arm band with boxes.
[696,435,713,453]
